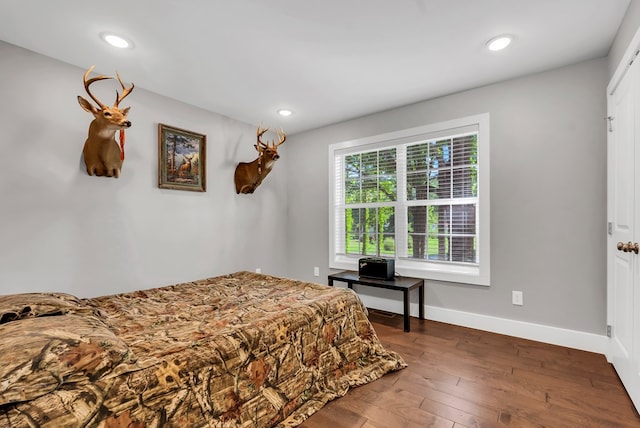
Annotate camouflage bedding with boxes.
[0,271,406,427]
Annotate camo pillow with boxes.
[0,313,136,406]
[0,292,91,324]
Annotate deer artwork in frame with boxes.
[77,65,134,178]
[234,125,286,194]
[158,123,206,192]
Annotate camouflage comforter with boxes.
[0,271,406,427]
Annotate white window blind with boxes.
[340,148,397,258]
[404,133,478,264]
[329,114,490,286]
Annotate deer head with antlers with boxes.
[234,125,286,194]
[77,65,134,178]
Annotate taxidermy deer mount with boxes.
[234,125,286,194]
[77,65,134,178]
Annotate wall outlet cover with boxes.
[512,291,523,306]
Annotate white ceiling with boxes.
[0,0,630,135]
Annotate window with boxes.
[329,114,490,286]
[342,148,397,257]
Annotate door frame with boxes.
[607,24,640,413]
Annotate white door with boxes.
[607,54,640,411]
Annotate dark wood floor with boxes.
[301,310,640,428]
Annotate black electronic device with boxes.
[358,257,395,280]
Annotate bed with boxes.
[0,271,406,427]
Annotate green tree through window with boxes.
[344,149,396,257]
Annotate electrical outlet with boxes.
[313,267,320,277]
[255,268,261,274]
[512,291,523,306]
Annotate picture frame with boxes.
[158,123,206,192]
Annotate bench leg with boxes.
[403,290,410,332]
[419,283,425,320]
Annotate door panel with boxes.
[613,255,632,359]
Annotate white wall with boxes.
[285,57,608,337]
[0,41,289,298]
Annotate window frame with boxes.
[328,113,490,286]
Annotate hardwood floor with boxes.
[300,310,640,428]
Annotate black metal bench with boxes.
[328,270,425,332]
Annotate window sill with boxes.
[331,255,490,286]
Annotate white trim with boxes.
[425,306,608,356]
[608,25,640,96]
[329,116,484,152]
[356,293,608,355]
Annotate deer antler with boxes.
[83,65,113,109]
[255,126,285,150]
[256,125,269,150]
[274,128,286,148]
[114,71,134,108]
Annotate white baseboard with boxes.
[359,295,608,355]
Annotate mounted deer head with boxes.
[77,65,134,178]
[234,125,286,194]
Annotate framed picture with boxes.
[158,123,206,192]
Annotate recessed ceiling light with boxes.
[100,32,132,49]
[277,109,293,117]
[486,35,513,51]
